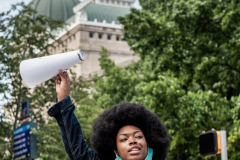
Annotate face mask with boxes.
[115,147,153,160]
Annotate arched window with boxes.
[99,34,102,39]
[89,32,93,38]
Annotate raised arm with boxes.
[48,69,100,160]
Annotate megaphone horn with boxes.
[20,49,84,88]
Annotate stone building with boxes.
[30,0,139,78]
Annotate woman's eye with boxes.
[120,139,127,142]
[136,136,142,139]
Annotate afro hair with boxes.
[91,102,170,160]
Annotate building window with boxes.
[99,34,102,39]
[117,1,120,5]
[89,32,93,38]
[107,35,111,40]
[101,0,103,2]
[106,0,109,3]
[116,36,120,41]
[122,2,125,5]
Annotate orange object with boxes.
[216,131,221,154]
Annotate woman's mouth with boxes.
[128,147,141,154]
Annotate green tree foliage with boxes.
[32,119,69,160]
[0,1,67,128]
[0,113,12,160]
[0,2,101,159]
[228,96,240,159]
[92,0,240,159]
[75,97,103,148]
[120,0,240,99]
[0,2,70,159]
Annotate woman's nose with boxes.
[128,137,137,145]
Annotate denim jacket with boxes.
[48,95,101,160]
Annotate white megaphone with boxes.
[20,49,84,88]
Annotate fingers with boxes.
[54,70,70,84]
[58,69,67,83]
[64,72,70,83]
[54,75,61,84]
[63,71,67,78]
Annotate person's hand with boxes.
[54,69,70,102]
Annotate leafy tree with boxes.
[75,97,103,148]
[119,0,240,100]
[93,47,231,160]
[32,119,69,160]
[227,97,240,159]
[0,2,69,159]
[0,2,101,159]
[92,0,240,159]
[0,113,12,160]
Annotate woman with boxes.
[49,70,170,160]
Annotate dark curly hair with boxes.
[91,102,170,160]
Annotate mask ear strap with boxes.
[114,150,118,157]
[114,150,123,160]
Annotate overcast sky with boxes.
[0,0,141,13]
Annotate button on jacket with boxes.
[48,95,101,160]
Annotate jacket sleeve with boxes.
[48,95,100,160]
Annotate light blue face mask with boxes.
[115,147,153,160]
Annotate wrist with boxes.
[57,95,68,102]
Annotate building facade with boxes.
[30,0,139,78]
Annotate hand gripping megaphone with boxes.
[20,49,84,88]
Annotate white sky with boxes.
[0,0,141,13]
